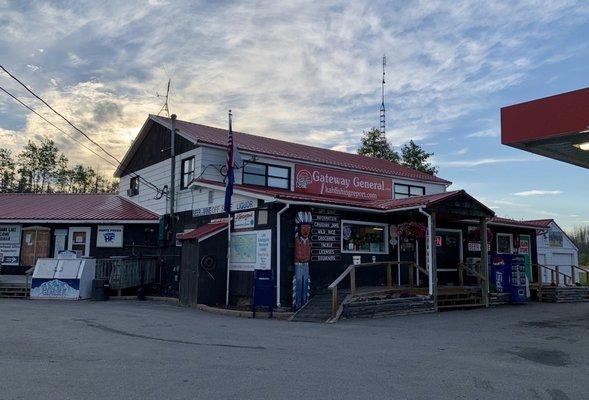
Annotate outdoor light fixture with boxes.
[573,141,589,151]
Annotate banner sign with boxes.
[96,225,124,248]
[230,229,271,271]
[234,210,255,230]
[0,224,22,265]
[294,164,392,201]
[310,209,341,262]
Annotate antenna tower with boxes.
[380,55,386,135]
[157,79,171,117]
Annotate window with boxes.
[394,183,425,199]
[497,233,513,254]
[128,176,139,196]
[243,162,290,189]
[181,157,195,189]
[341,220,388,254]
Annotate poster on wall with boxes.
[96,225,124,248]
[0,224,22,265]
[294,164,393,201]
[229,229,271,271]
[310,209,341,262]
[467,226,492,252]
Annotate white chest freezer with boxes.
[30,257,96,300]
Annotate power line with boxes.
[0,66,167,197]
[0,85,120,170]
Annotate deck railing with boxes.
[327,261,426,320]
[95,257,158,291]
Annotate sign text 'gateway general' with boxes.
[294,164,392,201]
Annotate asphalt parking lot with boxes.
[1,299,588,400]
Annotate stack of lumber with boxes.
[540,287,589,303]
[343,296,435,319]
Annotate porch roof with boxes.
[193,179,495,216]
[178,220,228,241]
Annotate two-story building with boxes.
[116,115,540,313]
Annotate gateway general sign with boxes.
[295,164,392,201]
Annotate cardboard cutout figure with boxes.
[293,211,312,310]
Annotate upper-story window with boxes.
[394,183,425,199]
[181,156,195,189]
[128,176,140,197]
[243,162,290,189]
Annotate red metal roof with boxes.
[0,194,159,222]
[490,217,544,230]
[522,219,553,228]
[178,221,228,241]
[195,179,492,214]
[150,115,450,185]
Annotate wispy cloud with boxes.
[438,157,533,168]
[513,190,563,197]
[456,147,468,155]
[467,129,498,138]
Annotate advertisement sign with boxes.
[234,210,255,230]
[294,164,392,201]
[96,225,124,248]
[230,229,271,271]
[310,209,341,262]
[548,229,563,247]
[193,199,256,217]
[0,224,21,265]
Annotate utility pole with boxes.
[169,114,177,236]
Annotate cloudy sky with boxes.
[1,0,588,227]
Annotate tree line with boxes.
[0,138,118,194]
[357,128,438,175]
[569,227,589,265]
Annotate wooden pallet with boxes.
[0,286,29,299]
[437,288,483,309]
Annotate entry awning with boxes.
[501,87,589,168]
[178,220,228,242]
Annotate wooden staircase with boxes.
[537,286,589,303]
[0,276,30,299]
[291,291,348,323]
[437,287,483,310]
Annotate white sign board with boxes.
[229,229,271,271]
[96,225,124,248]
[193,199,256,217]
[0,224,22,265]
[234,210,255,230]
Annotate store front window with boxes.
[341,220,388,254]
[497,233,513,254]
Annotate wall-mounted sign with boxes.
[234,210,255,230]
[294,164,392,201]
[193,199,256,217]
[230,229,271,271]
[435,236,443,247]
[548,229,563,247]
[310,209,341,262]
[96,225,124,248]
[0,224,21,265]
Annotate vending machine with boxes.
[490,253,511,294]
[510,254,527,304]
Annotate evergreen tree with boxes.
[400,140,438,175]
[357,128,400,163]
[0,148,16,192]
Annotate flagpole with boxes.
[225,109,233,307]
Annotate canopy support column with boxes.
[480,218,489,307]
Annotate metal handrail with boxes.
[328,261,422,319]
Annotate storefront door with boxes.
[435,229,463,286]
[68,227,91,257]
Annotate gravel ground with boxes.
[1,299,588,400]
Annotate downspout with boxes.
[418,207,434,296]
[276,203,290,308]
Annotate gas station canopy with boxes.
[501,87,589,169]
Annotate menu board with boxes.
[311,209,341,262]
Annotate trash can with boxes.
[92,278,110,301]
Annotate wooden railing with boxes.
[533,264,587,287]
[457,262,486,287]
[95,257,158,292]
[327,261,426,319]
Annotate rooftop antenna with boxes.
[156,79,171,117]
[380,55,386,135]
